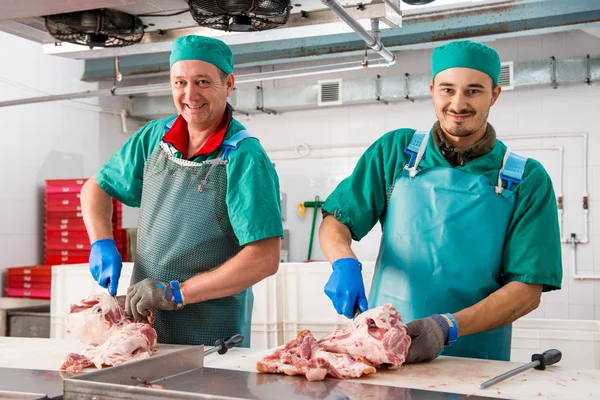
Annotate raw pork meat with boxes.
[65,293,124,346]
[256,330,376,381]
[257,304,411,381]
[60,293,157,373]
[318,303,411,368]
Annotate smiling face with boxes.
[170,60,234,129]
[430,67,501,147]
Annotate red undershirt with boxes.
[162,105,232,160]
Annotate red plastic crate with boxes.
[45,199,82,213]
[5,287,51,299]
[44,255,88,264]
[45,179,87,187]
[45,239,88,251]
[45,192,81,201]
[45,230,89,238]
[7,275,52,285]
[6,265,52,277]
[6,281,51,290]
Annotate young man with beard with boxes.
[319,40,562,363]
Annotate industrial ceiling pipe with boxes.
[321,0,396,65]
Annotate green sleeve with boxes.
[322,129,413,241]
[501,159,563,291]
[226,138,284,246]
[95,119,165,208]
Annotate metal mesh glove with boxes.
[405,316,449,363]
[125,278,180,322]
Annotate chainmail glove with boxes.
[405,315,450,363]
[125,278,182,322]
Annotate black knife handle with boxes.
[532,349,562,370]
[215,334,244,355]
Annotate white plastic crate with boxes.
[511,318,600,369]
[249,271,284,349]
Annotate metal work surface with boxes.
[65,366,503,400]
[63,346,502,400]
[0,368,64,399]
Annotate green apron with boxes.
[131,125,254,347]
[369,130,528,361]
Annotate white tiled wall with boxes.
[0,32,101,274]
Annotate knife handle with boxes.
[216,334,244,355]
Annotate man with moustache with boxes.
[318,40,562,363]
[80,35,283,347]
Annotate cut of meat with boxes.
[65,294,125,346]
[83,322,157,369]
[60,352,93,373]
[257,330,376,381]
[257,304,411,381]
[61,293,157,373]
[317,303,411,368]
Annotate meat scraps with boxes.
[318,303,411,368]
[256,303,411,381]
[60,293,157,373]
[256,330,376,381]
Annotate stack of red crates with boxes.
[44,178,129,266]
[5,265,53,299]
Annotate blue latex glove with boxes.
[324,258,369,319]
[89,238,123,296]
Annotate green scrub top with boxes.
[96,114,284,247]
[323,127,562,292]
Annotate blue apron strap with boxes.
[164,116,177,132]
[497,151,528,192]
[404,130,429,168]
[404,130,430,178]
[220,130,255,160]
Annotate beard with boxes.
[441,106,489,138]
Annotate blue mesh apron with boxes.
[369,130,527,361]
[131,122,254,347]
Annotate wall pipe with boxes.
[321,0,396,65]
[0,78,139,134]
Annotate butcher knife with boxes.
[353,303,362,319]
[479,349,562,389]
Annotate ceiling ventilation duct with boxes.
[44,9,145,49]
[187,0,292,32]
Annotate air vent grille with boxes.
[318,79,342,106]
[499,61,514,90]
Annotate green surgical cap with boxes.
[169,35,234,74]
[431,40,501,85]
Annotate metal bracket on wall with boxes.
[255,86,277,115]
[404,73,415,102]
[586,54,592,85]
[376,74,389,105]
[550,56,559,89]
[110,56,123,96]
[230,88,250,116]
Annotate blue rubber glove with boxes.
[324,258,369,319]
[89,238,123,296]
